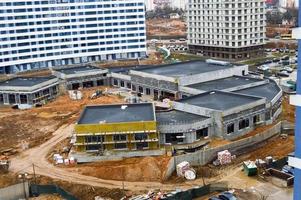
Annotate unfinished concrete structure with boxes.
[127,60,248,100]
[74,103,161,156]
[0,76,59,105]
[52,65,109,90]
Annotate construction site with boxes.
[0,53,297,200]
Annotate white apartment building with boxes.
[171,0,188,10]
[0,0,147,74]
[187,0,266,60]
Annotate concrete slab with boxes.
[134,61,234,78]
[0,76,57,87]
[55,65,105,75]
[234,80,281,101]
[178,91,263,111]
[78,103,155,124]
[187,76,262,91]
[156,110,208,124]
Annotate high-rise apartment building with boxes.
[0,0,147,74]
[187,0,266,60]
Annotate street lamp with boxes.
[18,173,29,200]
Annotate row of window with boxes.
[0,15,144,22]
[0,39,145,55]
[0,30,145,42]
[0,34,146,49]
[0,1,143,7]
[226,115,261,134]
[0,45,145,62]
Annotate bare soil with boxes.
[0,87,123,154]
[73,156,171,182]
[146,19,186,37]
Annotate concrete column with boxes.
[93,80,97,87]
[3,93,9,104]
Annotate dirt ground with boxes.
[71,156,171,182]
[0,87,123,154]
[30,194,63,200]
[281,94,295,123]
[147,19,186,37]
[266,26,292,38]
[35,176,126,200]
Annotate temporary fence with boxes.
[30,184,78,200]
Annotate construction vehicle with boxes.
[0,156,10,173]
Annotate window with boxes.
[85,135,104,143]
[239,119,249,130]
[0,94,3,104]
[196,128,208,139]
[113,134,127,141]
[113,79,118,86]
[165,133,184,144]
[146,88,151,95]
[253,115,260,124]
[120,81,125,87]
[127,82,131,89]
[114,143,127,149]
[86,144,104,151]
[135,133,148,140]
[227,123,234,134]
[138,86,143,93]
[20,94,28,104]
[136,142,148,150]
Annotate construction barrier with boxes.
[30,184,78,200]
[161,182,228,200]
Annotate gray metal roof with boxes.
[156,110,209,124]
[178,91,263,111]
[234,80,281,101]
[187,76,262,91]
[78,103,155,124]
[0,76,57,87]
[55,65,105,75]
[134,61,233,78]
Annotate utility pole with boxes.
[290,8,301,200]
[32,163,37,184]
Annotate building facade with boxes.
[74,103,160,155]
[187,0,266,60]
[0,0,147,74]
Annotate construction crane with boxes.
[290,11,301,200]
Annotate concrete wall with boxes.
[0,182,29,200]
[163,122,282,179]
[178,65,249,86]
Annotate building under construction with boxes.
[74,103,161,157]
[0,76,59,105]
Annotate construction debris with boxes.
[0,156,10,173]
[90,90,103,99]
[68,90,83,100]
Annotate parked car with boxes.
[264,60,273,64]
[150,39,159,43]
[277,71,290,77]
[257,65,270,71]
[281,55,290,60]
[281,66,294,73]
[209,197,222,200]
[179,38,186,42]
[218,192,237,200]
[169,39,176,43]
[273,58,280,63]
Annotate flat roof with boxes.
[156,110,209,124]
[178,91,263,111]
[55,65,105,75]
[234,80,281,101]
[0,76,57,87]
[187,76,261,91]
[133,61,234,78]
[108,65,151,74]
[78,103,155,124]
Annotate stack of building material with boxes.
[217,150,232,165]
[176,161,196,180]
